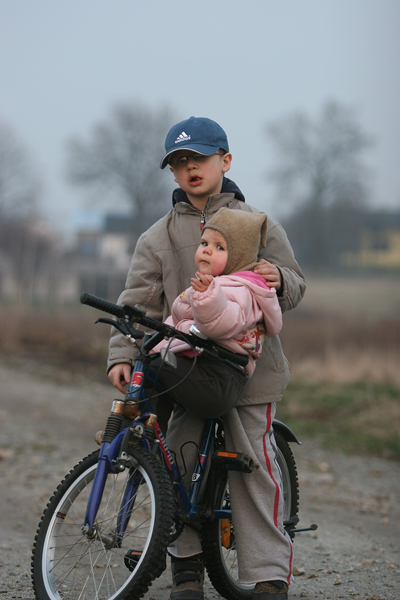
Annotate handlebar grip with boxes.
[80,293,125,318]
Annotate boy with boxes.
[108,116,305,600]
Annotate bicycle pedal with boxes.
[213,451,254,473]
[124,549,142,571]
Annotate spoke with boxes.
[49,544,104,567]
[63,479,91,524]
[95,539,122,598]
[37,454,160,600]
[97,471,132,524]
[55,561,92,599]
[53,538,98,591]
[49,534,89,576]
[89,541,102,600]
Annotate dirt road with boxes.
[0,358,399,599]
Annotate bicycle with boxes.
[31,293,317,600]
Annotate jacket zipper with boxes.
[200,210,206,230]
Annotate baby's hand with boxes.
[191,271,213,292]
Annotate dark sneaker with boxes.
[252,580,288,600]
[170,553,204,600]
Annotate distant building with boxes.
[343,210,400,269]
[0,212,163,304]
[0,217,62,303]
[66,212,163,302]
[2,209,399,304]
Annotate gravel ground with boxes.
[0,358,399,600]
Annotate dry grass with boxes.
[1,274,400,386]
[290,348,400,385]
[275,274,400,458]
[280,308,400,385]
[1,276,399,458]
[299,274,400,319]
[0,305,110,381]
[279,273,400,385]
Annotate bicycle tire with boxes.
[31,447,174,600]
[201,431,299,600]
[274,429,299,534]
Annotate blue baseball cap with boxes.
[160,116,229,169]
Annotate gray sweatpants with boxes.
[167,402,294,586]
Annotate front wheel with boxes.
[31,448,174,600]
[202,431,299,600]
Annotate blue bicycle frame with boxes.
[83,357,223,536]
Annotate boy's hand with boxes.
[191,271,213,292]
[254,259,283,292]
[108,362,131,394]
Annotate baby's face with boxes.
[195,229,228,277]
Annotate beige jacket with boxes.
[108,192,306,405]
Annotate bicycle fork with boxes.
[82,360,150,542]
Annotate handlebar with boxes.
[80,292,249,368]
[80,293,126,319]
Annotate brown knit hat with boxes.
[202,207,268,275]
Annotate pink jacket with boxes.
[153,272,282,376]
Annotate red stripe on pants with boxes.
[287,536,293,585]
[262,404,280,527]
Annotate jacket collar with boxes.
[172,177,245,207]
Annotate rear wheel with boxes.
[32,448,174,600]
[274,430,299,536]
[202,431,299,600]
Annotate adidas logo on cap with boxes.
[175,131,191,144]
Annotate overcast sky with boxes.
[1,0,399,239]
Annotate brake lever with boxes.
[95,317,145,339]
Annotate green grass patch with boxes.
[276,380,400,460]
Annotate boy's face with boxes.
[169,151,232,209]
[195,228,228,277]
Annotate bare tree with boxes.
[266,101,373,269]
[65,103,176,224]
[0,121,41,218]
[0,123,62,304]
[0,216,60,303]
